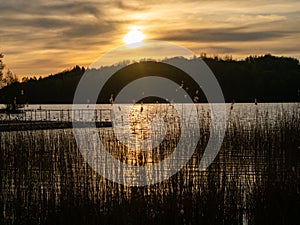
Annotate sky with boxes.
[1,0,300,78]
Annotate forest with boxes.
[0,54,299,104]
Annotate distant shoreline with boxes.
[1,55,299,104]
[1,102,299,107]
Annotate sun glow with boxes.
[123,27,145,46]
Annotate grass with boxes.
[0,104,299,225]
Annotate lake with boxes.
[0,103,299,225]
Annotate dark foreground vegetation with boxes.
[0,105,299,225]
[0,54,299,104]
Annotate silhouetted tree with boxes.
[0,54,21,111]
[22,77,29,82]
[3,69,18,85]
[0,53,5,88]
[0,53,4,79]
[0,54,18,88]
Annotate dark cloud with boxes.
[0,1,104,18]
[204,46,240,54]
[0,17,73,30]
[157,27,291,43]
[62,22,115,38]
[114,0,150,11]
[44,2,103,18]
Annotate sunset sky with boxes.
[1,0,300,78]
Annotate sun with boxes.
[123,27,145,45]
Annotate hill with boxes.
[0,54,299,104]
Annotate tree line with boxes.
[0,54,299,105]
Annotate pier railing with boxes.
[0,108,111,122]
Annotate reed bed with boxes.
[0,104,299,225]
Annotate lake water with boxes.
[0,102,299,225]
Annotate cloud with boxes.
[114,0,150,11]
[61,22,115,38]
[0,1,104,17]
[1,17,72,29]
[156,27,290,43]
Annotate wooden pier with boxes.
[0,108,112,131]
